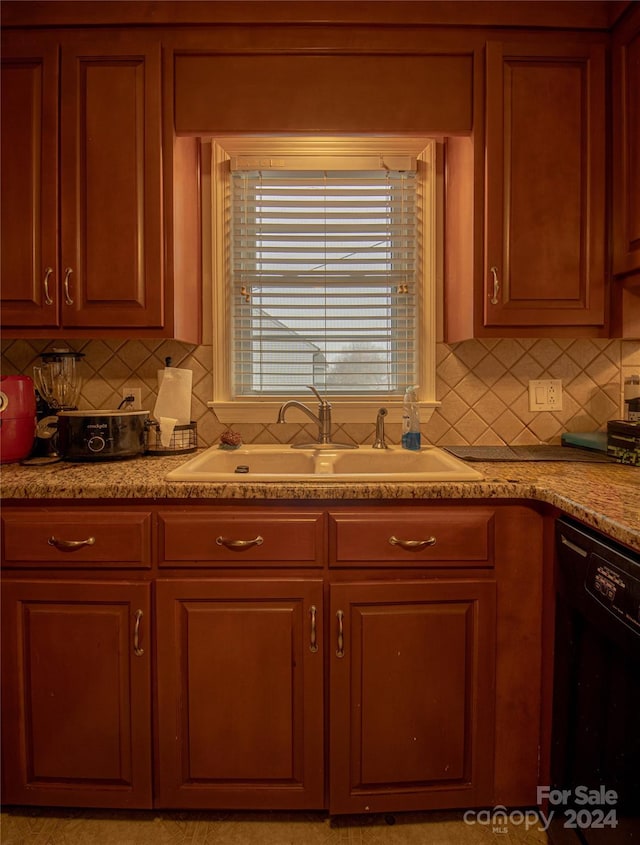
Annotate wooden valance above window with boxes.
[173,52,474,134]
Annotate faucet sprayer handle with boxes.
[373,406,389,449]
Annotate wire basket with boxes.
[147,421,197,455]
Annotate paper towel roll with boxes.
[159,417,178,447]
[153,368,192,443]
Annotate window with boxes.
[209,138,438,423]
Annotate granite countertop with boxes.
[1,454,639,551]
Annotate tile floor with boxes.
[1,808,549,845]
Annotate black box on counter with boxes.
[607,420,640,466]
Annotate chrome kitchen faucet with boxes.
[277,385,357,449]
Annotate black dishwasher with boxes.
[550,518,640,845]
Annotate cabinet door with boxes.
[485,42,606,329]
[329,580,496,814]
[613,8,640,278]
[156,579,324,809]
[59,33,164,328]
[0,35,59,328]
[1,580,152,808]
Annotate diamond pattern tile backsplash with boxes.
[2,338,638,448]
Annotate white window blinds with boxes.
[230,165,419,396]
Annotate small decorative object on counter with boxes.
[219,429,243,450]
[401,385,421,451]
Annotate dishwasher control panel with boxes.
[588,554,640,634]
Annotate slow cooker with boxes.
[56,409,150,461]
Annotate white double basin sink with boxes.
[166,444,484,482]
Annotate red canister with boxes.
[0,375,36,463]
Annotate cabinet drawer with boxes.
[329,508,494,567]
[158,510,325,567]
[1,510,152,568]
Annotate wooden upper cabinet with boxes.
[612,5,640,279]
[59,34,163,329]
[0,36,59,328]
[0,30,198,338]
[484,42,606,330]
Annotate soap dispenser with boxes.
[401,385,421,451]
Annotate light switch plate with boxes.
[528,379,563,412]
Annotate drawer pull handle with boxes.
[388,535,436,551]
[133,609,144,657]
[48,535,96,550]
[309,605,318,653]
[215,535,264,550]
[336,609,345,658]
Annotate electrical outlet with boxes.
[122,387,142,410]
[528,379,563,412]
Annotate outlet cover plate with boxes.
[122,387,142,410]
[528,379,563,412]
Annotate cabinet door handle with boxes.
[309,605,318,653]
[63,267,74,305]
[489,265,500,305]
[388,535,436,551]
[43,267,54,305]
[336,609,345,658]
[133,609,144,657]
[48,535,96,550]
[215,535,263,550]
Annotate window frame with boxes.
[208,137,440,424]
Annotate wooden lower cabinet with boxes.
[329,580,496,814]
[155,578,325,809]
[0,501,544,815]
[1,579,152,808]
